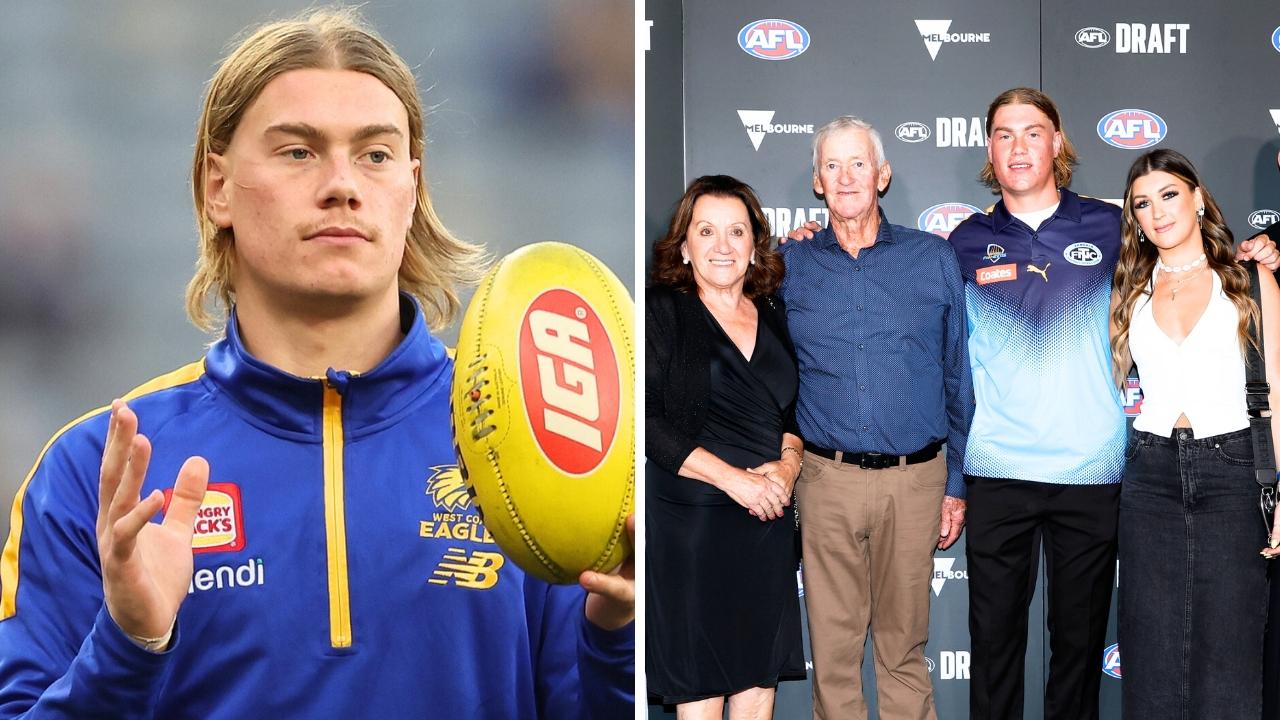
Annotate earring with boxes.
[1137,228,1146,243]
[749,254,756,266]
[682,256,690,265]
[1197,206,1205,226]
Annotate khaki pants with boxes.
[796,451,946,720]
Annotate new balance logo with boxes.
[429,548,505,589]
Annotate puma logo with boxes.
[1026,262,1050,282]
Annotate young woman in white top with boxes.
[1110,148,1280,719]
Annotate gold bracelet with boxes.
[781,445,803,471]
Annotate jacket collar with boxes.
[991,187,1082,233]
[203,294,451,438]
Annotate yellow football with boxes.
[452,242,634,584]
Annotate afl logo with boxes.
[1097,109,1166,149]
[1064,242,1102,266]
[1102,643,1122,678]
[518,289,621,475]
[895,122,931,143]
[918,202,980,240]
[738,19,810,60]
[1075,27,1110,48]
[1249,209,1279,230]
[926,657,936,674]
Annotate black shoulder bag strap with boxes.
[1244,261,1276,492]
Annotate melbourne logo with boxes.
[738,110,815,151]
[1250,209,1280,230]
[1097,109,1166,149]
[1064,242,1102,266]
[918,202,979,240]
[1115,23,1189,53]
[977,263,1018,286]
[895,121,931,143]
[1075,27,1110,48]
[519,288,620,475]
[429,548,505,590]
[1102,643,1123,678]
[1123,377,1143,416]
[738,19,809,60]
[984,244,1007,263]
[914,20,991,61]
[165,482,245,554]
[425,465,470,512]
[931,557,968,596]
[188,557,264,594]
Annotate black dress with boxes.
[646,299,805,704]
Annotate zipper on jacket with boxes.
[322,374,352,649]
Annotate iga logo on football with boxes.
[1097,109,1166,149]
[738,19,809,60]
[518,289,620,475]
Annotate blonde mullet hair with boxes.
[187,6,486,333]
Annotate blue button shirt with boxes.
[948,188,1126,484]
[780,210,975,497]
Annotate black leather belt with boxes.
[804,440,943,470]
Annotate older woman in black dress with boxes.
[646,175,805,719]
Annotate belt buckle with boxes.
[860,452,889,470]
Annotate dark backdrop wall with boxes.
[645,2,1280,718]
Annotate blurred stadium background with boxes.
[0,1,634,542]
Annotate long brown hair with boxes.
[979,87,1078,194]
[649,175,784,299]
[188,7,486,333]
[1110,148,1257,387]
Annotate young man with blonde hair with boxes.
[0,9,633,718]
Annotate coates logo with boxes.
[1250,209,1280,230]
[895,122,931,143]
[1075,26,1110,48]
[1097,109,1166,149]
[1272,26,1280,53]
[165,483,245,554]
[738,19,809,61]
[1102,643,1123,678]
[738,110,815,151]
[1123,377,1143,416]
[978,263,1018,286]
[931,557,968,596]
[918,202,980,240]
[518,288,620,475]
[915,19,991,61]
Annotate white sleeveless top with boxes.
[1128,269,1249,437]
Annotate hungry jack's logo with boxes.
[165,482,245,554]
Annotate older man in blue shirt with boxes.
[781,115,974,720]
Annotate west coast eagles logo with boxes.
[425,465,472,512]
[983,243,1007,263]
[422,465,500,589]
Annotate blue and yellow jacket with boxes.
[0,297,634,718]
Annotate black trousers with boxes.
[965,476,1120,720]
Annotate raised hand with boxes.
[97,400,209,641]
